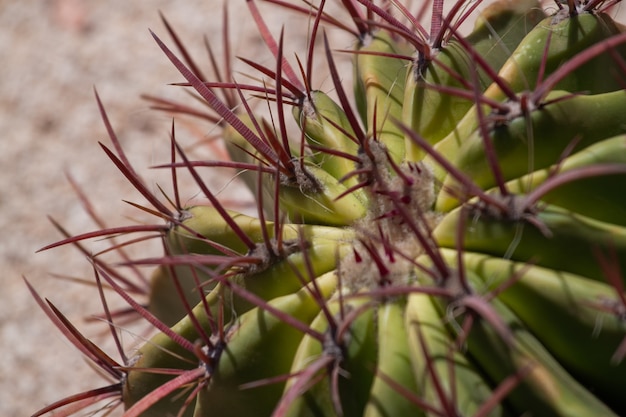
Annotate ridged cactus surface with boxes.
[31,1,626,416]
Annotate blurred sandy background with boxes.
[2,1,625,416]
[0,1,352,415]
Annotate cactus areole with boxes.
[32,1,626,416]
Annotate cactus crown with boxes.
[30,1,626,416]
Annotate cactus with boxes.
[30,1,626,416]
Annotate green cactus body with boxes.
[33,1,626,417]
[402,0,546,161]
[484,11,626,100]
[353,30,411,163]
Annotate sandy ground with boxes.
[3,1,626,416]
[0,1,352,415]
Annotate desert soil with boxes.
[2,1,625,416]
[0,1,351,415]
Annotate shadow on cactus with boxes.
[30,0,626,416]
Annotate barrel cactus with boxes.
[31,0,626,416]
